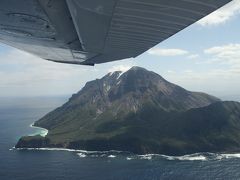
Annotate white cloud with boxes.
[198,0,240,26]
[167,70,176,74]
[204,43,240,67]
[1,42,240,98]
[0,47,138,96]
[187,54,199,59]
[204,44,240,54]
[165,67,240,99]
[161,43,240,98]
[108,64,133,73]
[148,48,189,56]
[183,70,193,74]
[0,49,102,96]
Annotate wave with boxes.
[29,123,48,137]
[136,152,240,161]
[12,147,240,161]
[78,153,87,158]
[126,157,133,160]
[13,147,124,154]
[14,147,127,159]
[216,153,240,160]
[159,153,207,161]
[108,155,116,158]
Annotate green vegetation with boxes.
[16,67,240,155]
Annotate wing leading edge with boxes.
[0,0,232,65]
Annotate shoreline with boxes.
[15,123,240,160]
[10,147,240,161]
[29,123,48,137]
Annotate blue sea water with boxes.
[1,97,240,180]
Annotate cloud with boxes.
[108,64,133,73]
[0,47,138,96]
[183,70,193,74]
[0,49,92,79]
[165,67,240,99]
[204,43,240,67]
[148,48,189,56]
[167,70,176,74]
[187,54,199,59]
[204,43,240,56]
[161,43,240,97]
[198,0,240,26]
[0,48,102,96]
[180,68,240,82]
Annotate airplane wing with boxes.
[0,0,232,65]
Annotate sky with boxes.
[0,0,240,101]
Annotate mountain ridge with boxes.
[16,66,240,155]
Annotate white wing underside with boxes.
[0,0,232,65]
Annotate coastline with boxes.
[14,123,240,161]
[11,147,240,161]
[29,123,48,137]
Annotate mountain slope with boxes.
[16,67,240,155]
[35,67,219,129]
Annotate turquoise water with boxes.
[28,123,48,137]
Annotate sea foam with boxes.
[29,123,48,137]
[12,147,240,161]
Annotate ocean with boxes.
[1,97,240,180]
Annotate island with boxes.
[16,66,240,156]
